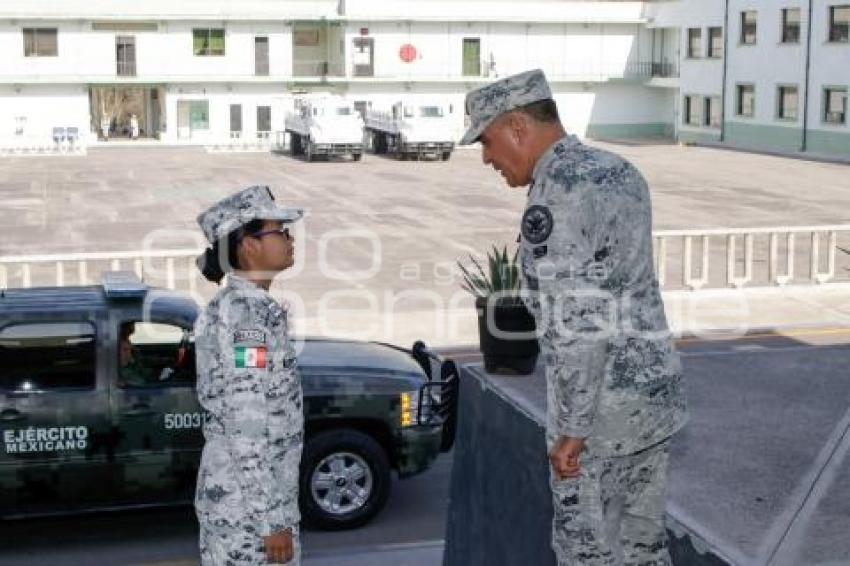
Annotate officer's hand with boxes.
[549,436,586,479]
[263,529,294,564]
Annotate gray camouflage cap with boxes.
[197,185,303,243]
[459,69,553,145]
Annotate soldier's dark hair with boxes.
[196,219,266,284]
[119,322,135,342]
[515,98,560,124]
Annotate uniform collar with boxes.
[225,273,267,294]
[531,134,580,183]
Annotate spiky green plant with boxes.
[457,245,522,304]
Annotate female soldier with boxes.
[193,186,304,565]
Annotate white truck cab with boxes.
[284,96,365,161]
[365,101,455,161]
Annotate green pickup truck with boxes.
[0,272,458,529]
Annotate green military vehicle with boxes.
[0,272,458,529]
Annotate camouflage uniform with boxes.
[194,187,304,566]
[461,71,687,566]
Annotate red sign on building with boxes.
[399,44,417,63]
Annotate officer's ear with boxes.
[506,112,529,145]
[238,234,262,266]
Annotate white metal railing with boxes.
[0,248,203,295]
[2,226,850,294]
[653,225,850,290]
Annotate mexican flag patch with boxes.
[235,346,267,368]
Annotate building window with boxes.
[777,86,799,120]
[116,36,136,77]
[193,28,225,56]
[462,38,481,76]
[352,37,374,78]
[708,27,723,58]
[23,28,58,57]
[737,84,755,117]
[0,322,96,391]
[257,106,272,133]
[683,96,701,125]
[824,87,847,124]
[230,104,243,135]
[255,36,269,76]
[189,101,210,130]
[829,6,850,42]
[687,28,702,58]
[741,11,757,45]
[781,8,801,43]
[704,96,721,128]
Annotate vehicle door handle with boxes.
[0,409,25,422]
[121,403,154,417]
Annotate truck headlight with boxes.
[400,391,418,427]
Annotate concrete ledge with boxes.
[444,343,850,565]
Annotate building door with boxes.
[257,106,271,136]
[255,36,269,76]
[463,38,481,77]
[177,101,191,139]
[116,36,136,77]
[230,104,243,137]
[352,37,374,77]
[149,88,161,138]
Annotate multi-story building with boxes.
[647,0,850,156]
[0,0,847,157]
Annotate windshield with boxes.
[419,106,444,118]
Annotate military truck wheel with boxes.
[305,140,314,162]
[300,429,391,530]
[441,151,452,161]
[352,152,363,161]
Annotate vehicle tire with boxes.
[352,152,363,161]
[441,151,452,161]
[300,429,391,530]
[394,137,406,161]
[291,133,302,156]
[305,139,314,162]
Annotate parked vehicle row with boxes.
[283,96,455,162]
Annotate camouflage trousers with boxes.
[549,440,671,566]
[199,517,301,566]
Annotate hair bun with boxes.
[196,246,225,284]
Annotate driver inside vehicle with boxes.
[118,321,172,387]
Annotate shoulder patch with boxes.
[521,205,554,245]
[233,329,266,344]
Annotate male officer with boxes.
[194,186,304,565]
[460,69,687,565]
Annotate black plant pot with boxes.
[476,297,540,375]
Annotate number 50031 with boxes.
[164,413,204,430]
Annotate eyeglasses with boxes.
[250,227,293,241]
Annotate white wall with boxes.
[160,83,290,142]
[726,0,806,130]
[343,21,649,80]
[342,0,646,23]
[0,84,89,143]
[0,20,292,80]
[809,0,850,136]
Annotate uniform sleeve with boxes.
[216,298,301,536]
[523,177,614,439]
